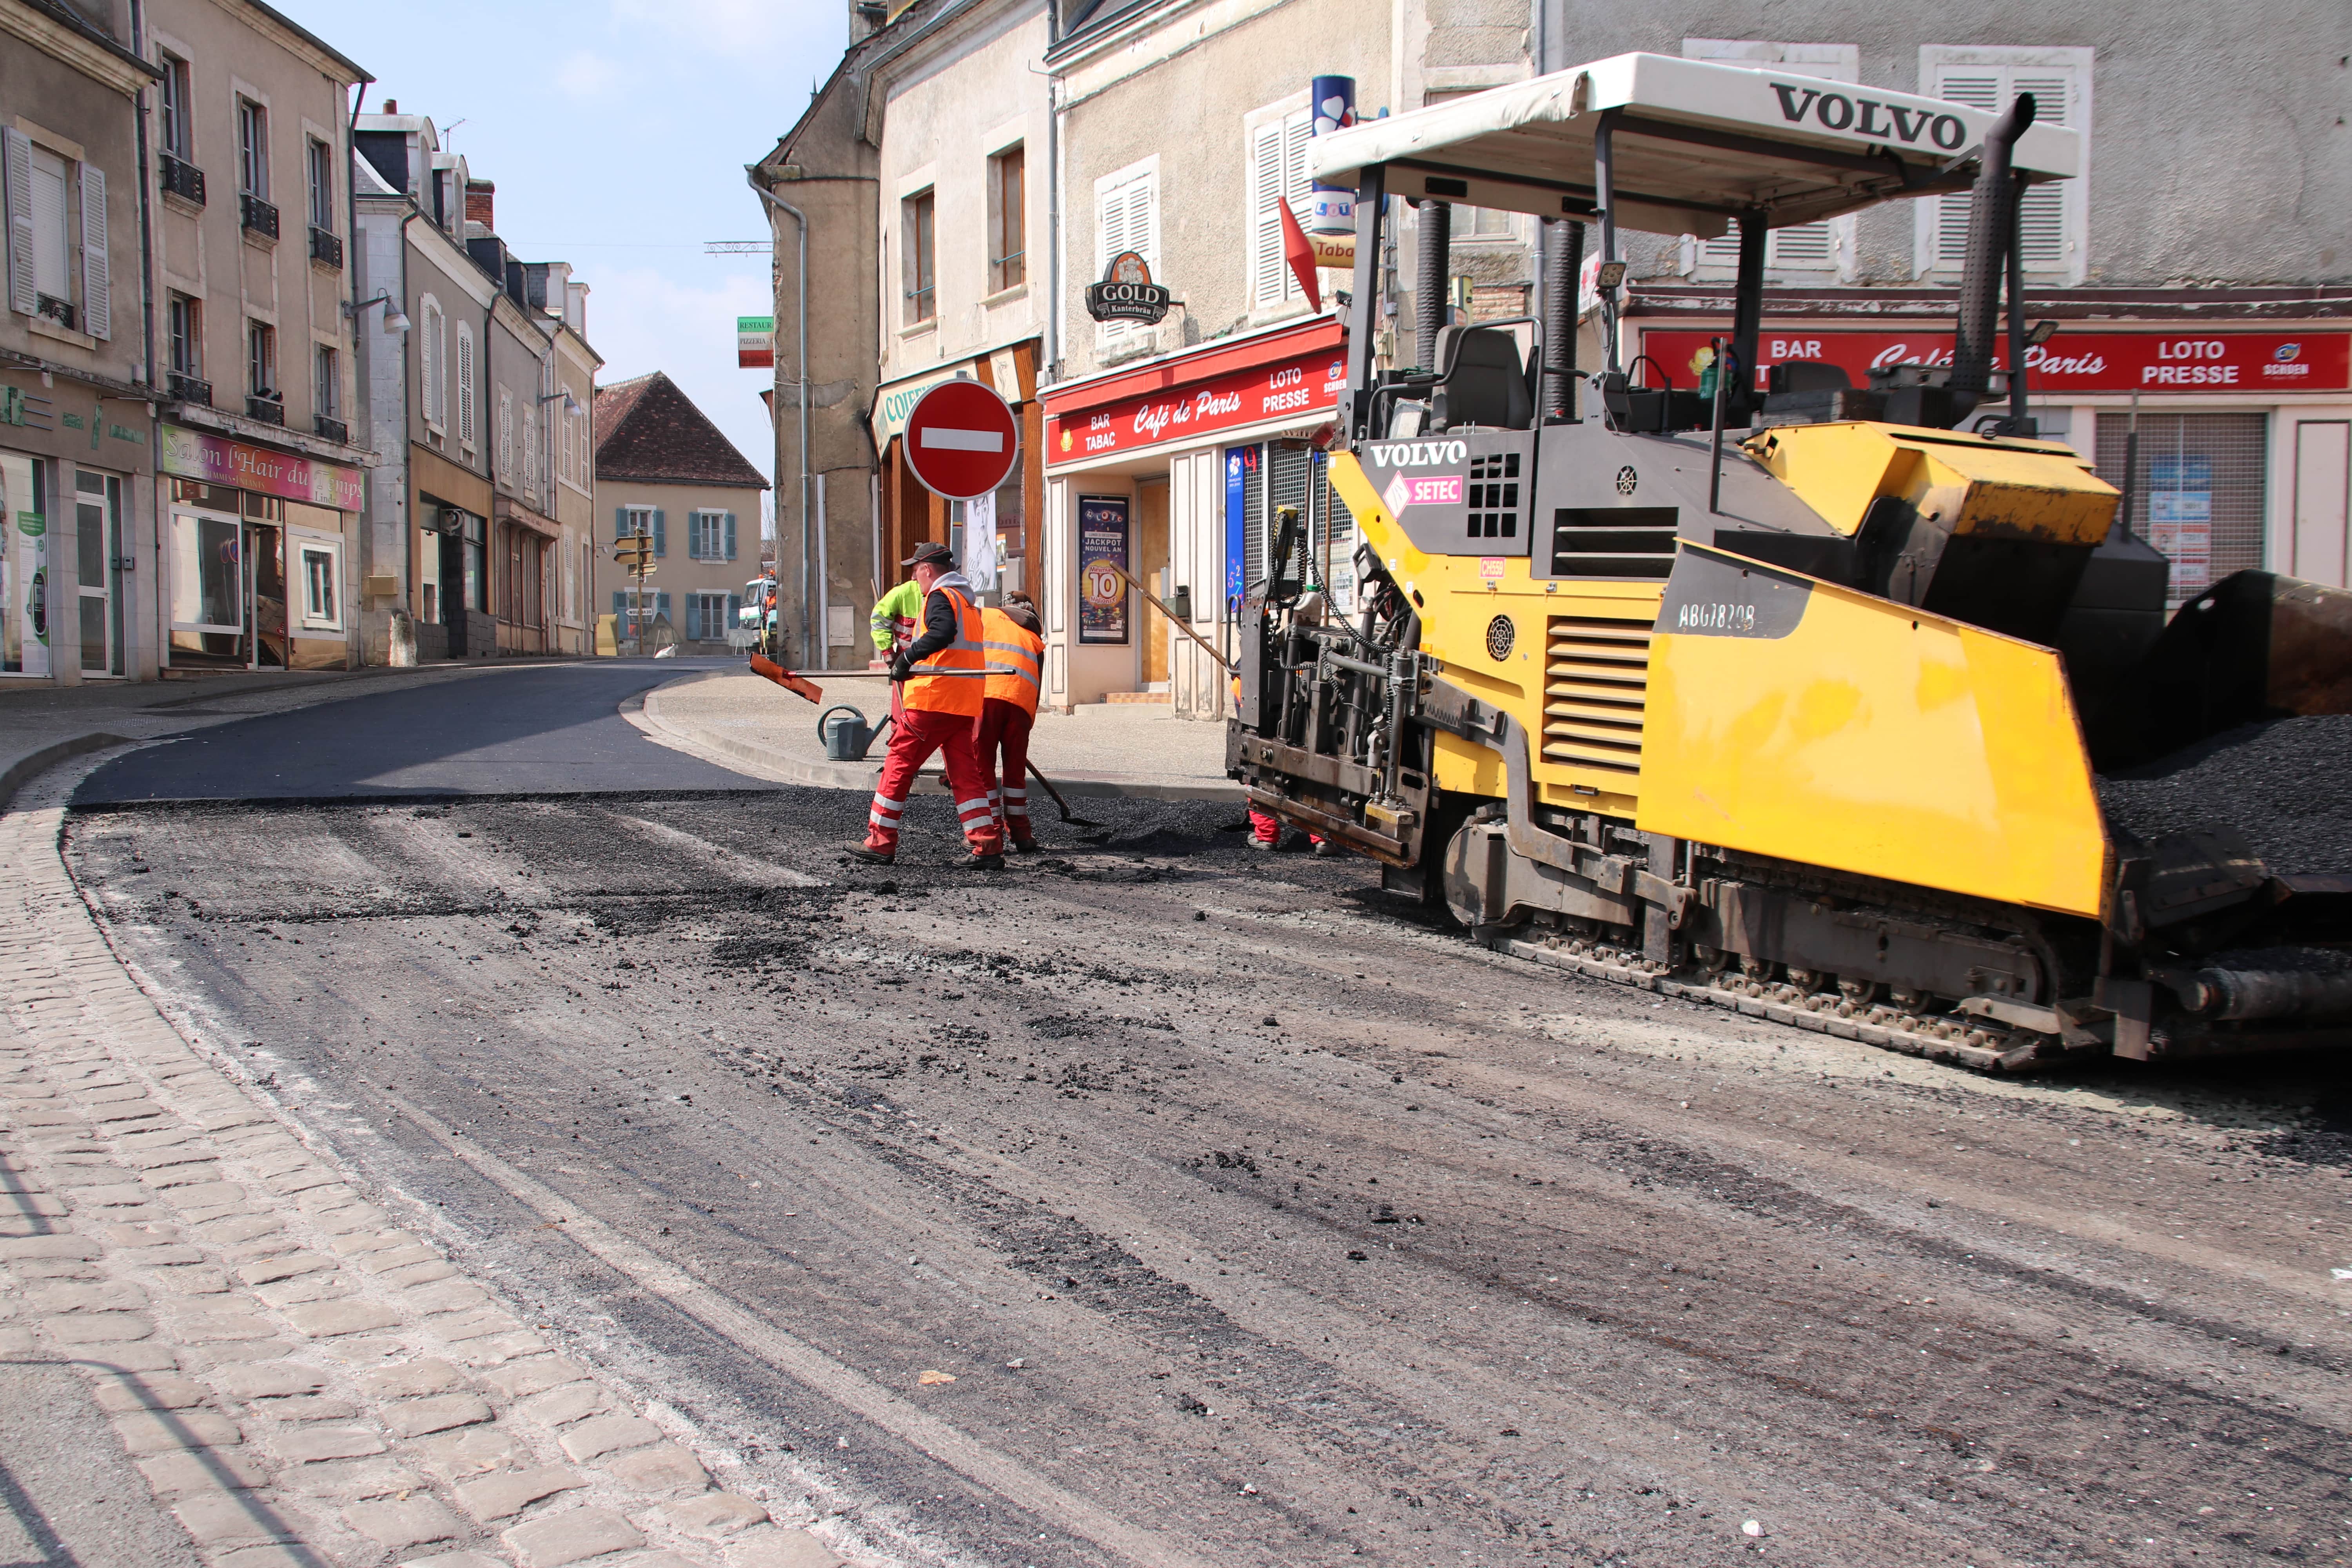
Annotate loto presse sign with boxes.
[1641,328,2352,396]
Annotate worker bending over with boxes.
[977,590,1045,852]
[869,574,924,719]
[846,543,1004,868]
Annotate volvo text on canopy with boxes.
[1227,53,2352,1071]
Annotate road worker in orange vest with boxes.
[845,543,1005,869]
[976,590,1045,852]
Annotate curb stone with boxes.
[0,759,850,1568]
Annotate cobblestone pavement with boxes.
[0,760,845,1568]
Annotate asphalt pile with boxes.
[2097,713,2352,872]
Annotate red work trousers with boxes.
[1249,805,1323,847]
[864,702,1003,856]
[974,697,1036,846]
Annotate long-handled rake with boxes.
[1026,762,1111,834]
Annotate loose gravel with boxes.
[55,784,2352,1568]
[2098,713,2352,871]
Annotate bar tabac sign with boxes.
[160,424,364,511]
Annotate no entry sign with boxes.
[904,379,1020,501]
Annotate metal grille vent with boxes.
[1542,613,1651,775]
[1468,451,1519,539]
[1551,506,1679,578]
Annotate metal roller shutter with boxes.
[2095,412,2269,607]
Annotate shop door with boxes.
[248,522,285,667]
[2291,422,2350,588]
[1137,477,1170,687]
[74,470,120,674]
[2095,413,2269,607]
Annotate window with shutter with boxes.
[456,326,475,448]
[1918,48,2091,284]
[1094,158,1157,351]
[4,129,36,318]
[724,512,737,561]
[1247,103,1315,310]
[420,298,444,430]
[79,163,106,340]
[1682,42,1857,277]
[498,390,513,482]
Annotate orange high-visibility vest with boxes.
[981,608,1044,718]
[902,584,987,717]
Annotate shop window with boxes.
[0,454,44,674]
[1245,103,1310,311]
[169,511,242,633]
[298,538,341,631]
[2095,412,2268,608]
[1918,47,2091,285]
[1682,41,1858,279]
[903,188,936,325]
[989,145,1025,294]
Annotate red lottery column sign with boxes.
[903,378,1021,501]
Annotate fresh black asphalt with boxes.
[74,660,767,804]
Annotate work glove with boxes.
[888,652,913,683]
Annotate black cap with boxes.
[901,542,955,568]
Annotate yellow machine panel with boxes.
[1329,452,1660,817]
[1746,422,2119,546]
[1637,545,2109,918]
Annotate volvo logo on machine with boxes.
[1769,83,1966,151]
[1365,439,1468,468]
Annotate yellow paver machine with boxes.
[1229,53,2352,1070]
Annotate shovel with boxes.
[1026,762,1111,834]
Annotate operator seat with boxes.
[1432,325,1533,431]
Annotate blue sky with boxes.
[274,0,848,521]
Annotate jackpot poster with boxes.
[1078,495,1130,645]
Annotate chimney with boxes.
[383,98,397,113]
[465,179,495,232]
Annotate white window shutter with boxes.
[4,130,33,317]
[2012,73,2073,270]
[1250,122,1283,306]
[457,330,475,445]
[78,163,107,340]
[1933,71,2005,267]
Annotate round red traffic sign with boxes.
[903,378,1021,501]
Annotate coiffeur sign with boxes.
[160,424,364,511]
[1641,329,2352,396]
[1048,342,1348,462]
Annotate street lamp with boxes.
[538,390,582,415]
[346,292,410,334]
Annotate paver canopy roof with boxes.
[593,371,769,489]
[1309,51,2082,240]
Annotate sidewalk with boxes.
[0,756,846,1568]
[0,666,516,808]
[632,670,1243,802]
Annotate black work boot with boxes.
[958,850,1007,871]
[841,844,895,866]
